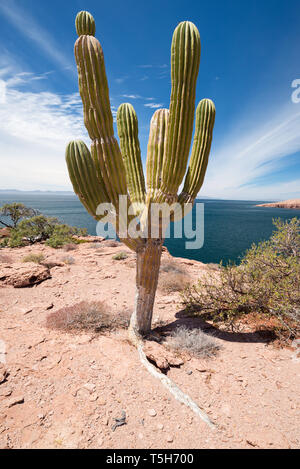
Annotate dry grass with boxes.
[159,271,191,293]
[166,326,220,358]
[61,256,75,265]
[88,242,103,249]
[0,253,13,264]
[103,240,120,248]
[160,260,186,274]
[63,243,77,252]
[112,251,128,261]
[22,253,44,264]
[46,301,130,333]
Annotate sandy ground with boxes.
[0,240,299,449]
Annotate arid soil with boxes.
[0,239,299,449]
[256,199,300,209]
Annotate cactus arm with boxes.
[74,34,128,208]
[116,103,146,214]
[179,99,216,205]
[146,109,169,202]
[159,21,201,200]
[65,140,109,220]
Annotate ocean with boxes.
[1,192,299,265]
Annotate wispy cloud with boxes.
[115,76,129,84]
[121,94,156,101]
[138,64,168,69]
[0,67,86,190]
[144,102,164,109]
[0,0,73,72]
[121,94,142,99]
[201,102,300,200]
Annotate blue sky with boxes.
[0,0,299,200]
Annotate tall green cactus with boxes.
[66,10,215,336]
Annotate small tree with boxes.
[16,215,59,244]
[0,203,39,228]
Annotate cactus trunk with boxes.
[130,241,163,335]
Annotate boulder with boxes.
[0,262,51,288]
[143,341,184,371]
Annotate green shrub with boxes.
[112,251,128,260]
[0,237,9,248]
[182,218,300,341]
[22,253,45,264]
[46,225,87,248]
[16,215,59,244]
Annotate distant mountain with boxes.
[0,189,74,194]
[256,199,300,209]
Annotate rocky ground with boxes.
[0,238,299,449]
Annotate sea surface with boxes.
[1,192,299,265]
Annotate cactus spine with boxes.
[66,11,215,336]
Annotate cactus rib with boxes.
[117,103,146,212]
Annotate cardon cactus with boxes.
[66,11,216,337]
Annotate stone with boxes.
[0,263,51,288]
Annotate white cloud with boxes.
[115,76,128,84]
[121,94,142,99]
[144,103,164,109]
[0,1,73,72]
[0,69,87,190]
[199,102,300,200]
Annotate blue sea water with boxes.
[1,192,299,265]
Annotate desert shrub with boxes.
[46,301,130,333]
[166,326,220,358]
[62,256,75,265]
[0,253,13,263]
[0,203,39,228]
[104,240,120,247]
[63,243,77,252]
[46,225,87,248]
[112,251,128,260]
[160,260,185,274]
[9,215,59,246]
[182,218,300,341]
[22,253,44,264]
[88,242,103,249]
[159,271,191,293]
[0,238,9,248]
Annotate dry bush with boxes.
[62,256,75,265]
[103,240,120,248]
[166,326,220,358]
[46,301,130,333]
[160,260,186,274]
[0,254,13,264]
[22,253,44,264]
[63,243,77,252]
[159,271,191,293]
[112,251,128,260]
[88,242,103,249]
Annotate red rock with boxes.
[0,262,51,287]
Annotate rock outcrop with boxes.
[256,199,300,209]
[0,262,51,288]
